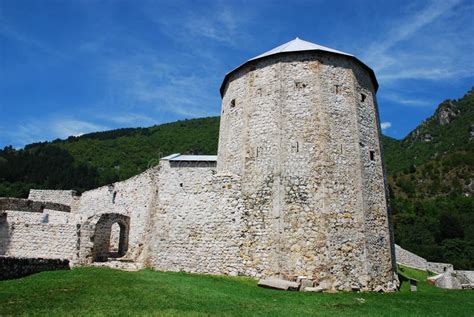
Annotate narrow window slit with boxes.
[370,151,375,161]
[361,93,366,102]
[230,99,236,108]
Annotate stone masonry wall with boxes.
[394,244,428,270]
[427,262,454,274]
[148,161,244,276]
[28,189,79,206]
[76,169,158,264]
[217,52,396,291]
[352,61,396,288]
[0,221,78,260]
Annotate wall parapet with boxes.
[0,198,70,213]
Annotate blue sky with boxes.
[0,0,473,148]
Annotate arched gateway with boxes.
[81,213,130,263]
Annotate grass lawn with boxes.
[0,266,473,316]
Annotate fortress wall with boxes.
[218,52,396,291]
[43,209,72,224]
[394,244,428,271]
[77,168,158,263]
[148,161,244,276]
[311,54,372,290]
[427,262,454,274]
[352,63,396,289]
[0,207,76,260]
[3,210,72,225]
[3,210,45,223]
[0,221,78,260]
[28,189,79,206]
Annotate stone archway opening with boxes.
[109,222,120,256]
[108,222,128,259]
[91,214,130,262]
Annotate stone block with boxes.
[303,286,323,292]
[258,278,300,291]
[317,280,333,290]
[299,278,314,290]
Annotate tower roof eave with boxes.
[219,38,379,97]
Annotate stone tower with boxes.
[217,38,397,291]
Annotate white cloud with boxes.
[361,0,473,84]
[0,24,68,60]
[104,53,220,119]
[380,122,392,130]
[145,2,253,48]
[380,91,433,107]
[2,117,108,148]
[51,119,106,138]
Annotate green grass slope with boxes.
[0,267,473,316]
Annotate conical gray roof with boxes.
[220,37,378,96]
[249,37,353,61]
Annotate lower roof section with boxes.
[161,153,218,162]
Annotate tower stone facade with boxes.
[1,38,397,291]
[217,38,396,290]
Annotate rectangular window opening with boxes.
[370,150,375,161]
[361,93,366,102]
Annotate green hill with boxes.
[0,88,473,269]
[0,117,220,197]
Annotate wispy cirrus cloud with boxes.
[361,0,473,84]
[103,53,220,119]
[52,119,107,138]
[97,113,156,126]
[1,117,108,148]
[147,2,252,48]
[380,91,434,107]
[0,24,68,60]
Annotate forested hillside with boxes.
[0,117,220,197]
[0,88,472,269]
[385,88,474,269]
